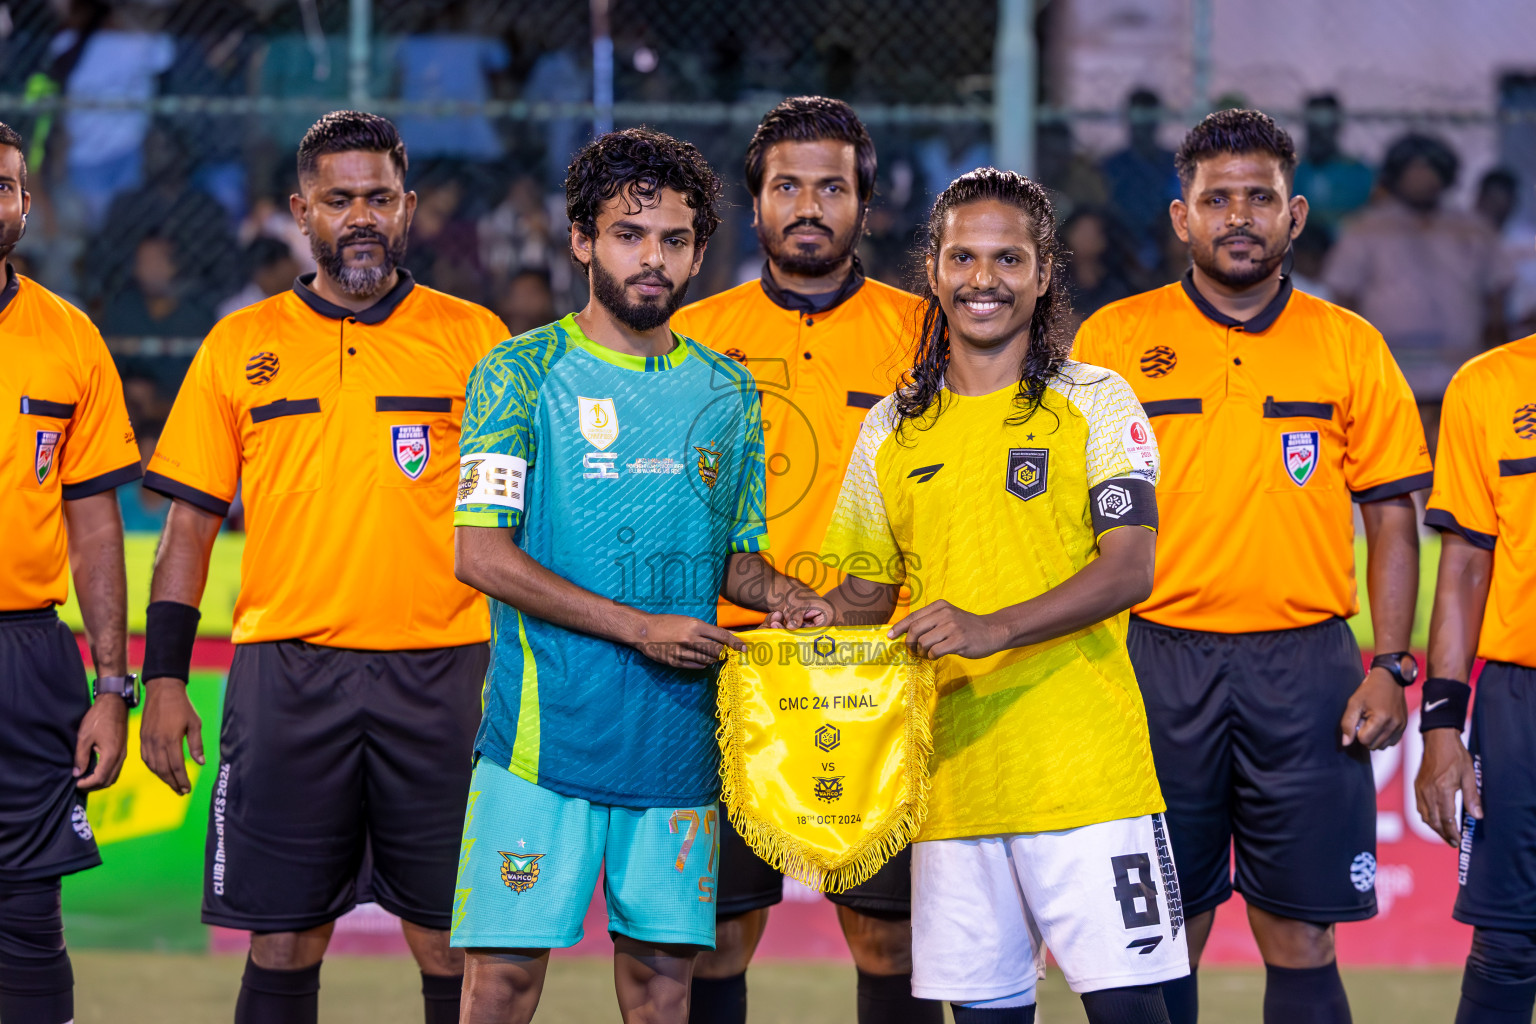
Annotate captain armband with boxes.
[1088,475,1158,535]
[1419,677,1472,733]
[457,453,527,511]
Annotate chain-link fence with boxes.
[1,0,1534,461]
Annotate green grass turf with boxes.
[72,953,1462,1023]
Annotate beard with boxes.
[0,215,25,261]
[589,250,691,332]
[757,215,861,279]
[1190,227,1289,290]
[311,227,408,299]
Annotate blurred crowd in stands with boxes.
[1,2,1533,533]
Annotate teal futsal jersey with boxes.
[454,313,768,807]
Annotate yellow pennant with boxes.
[716,627,936,893]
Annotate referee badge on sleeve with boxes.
[1282,431,1319,487]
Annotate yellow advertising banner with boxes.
[716,627,935,893]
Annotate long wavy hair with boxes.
[896,168,1072,430]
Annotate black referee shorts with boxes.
[715,804,912,919]
[1455,661,1536,931]
[1129,615,1377,923]
[203,639,488,933]
[0,609,101,882]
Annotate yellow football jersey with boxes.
[823,361,1165,839]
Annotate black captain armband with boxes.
[1089,475,1158,536]
[1419,677,1472,733]
[142,601,202,683]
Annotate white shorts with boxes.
[911,813,1190,1002]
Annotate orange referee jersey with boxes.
[1,266,142,611]
[1425,335,1536,667]
[145,271,506,649]
[672,264,920,627]
[1074,275,1431,633]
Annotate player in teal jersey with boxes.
[451,129,829,1024]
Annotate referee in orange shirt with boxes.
[0,121,141,1024]
[1414,332,1536,1024]
[138,113,507,1024]
[1074,110,1430,1024]
[671,97,938,1024]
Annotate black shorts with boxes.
[715,804,911,918]
[203,639,488,933]
[1129,615,1377,923]
[1455,661,1536,931]
[0,609,101,882]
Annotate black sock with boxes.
[421,971,462,1024]
[0,949,73,1024]
[1161,969,1198,1024]
[1263,963,1351,1024]
[234,955,322,1024]
[952,1004,1036,1023]
[689,972,747,1024]
[1081,983,1170,1024]
[857,969,943,1024]
[1455,969,1536,1024]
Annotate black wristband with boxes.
[1419,676,1472,733]
[142,601,201,683]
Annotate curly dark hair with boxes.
[297,110,408,183]
[564,128,723,274]
[744,96,877,203]
[1174,108,1296,194]
[897,168,1071,430]
[0,120,25,190]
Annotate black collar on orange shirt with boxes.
[0,263,18,318]
[292,268,416,325]
[758,256,866,316]
[1179,263,1294,334]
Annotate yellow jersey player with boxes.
[1414,331,1536,1024]
[819,169,1189,1024]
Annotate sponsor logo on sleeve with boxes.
[578,396,619,450]
[391,425,430,480]
[35,430,61,484]
[459,453,527,509]
[1122,419,1157,471]
[1282,431,1320,486]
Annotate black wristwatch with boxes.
[1369,652,1418,688]
[93,673,139,709]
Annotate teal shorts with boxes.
[451,758,719,950]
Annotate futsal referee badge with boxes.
[1282,431,1319,487]
[392,425,430,480]
[34,430,61,484]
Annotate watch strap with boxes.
[94,673,139,708]
[1370,651,1416,687]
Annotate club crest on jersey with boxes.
[578,396,619,450]
[391,425,430,480]
[35,430,61,484]
[1282,431,1319,486]
[695,446,722,489]
[1005,448,1049,501]
[499,851,544,893]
